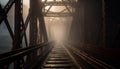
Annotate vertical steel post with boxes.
[38,0,48,43]
[13,0,22,49]
[102,0,106,47]
[29,0,38,46]
[27,0,38,64]
[13,0,23,69]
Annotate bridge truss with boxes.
[0,0,48,69]
[0,0,77,69]
[42,0,77,17]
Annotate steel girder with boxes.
[42,0,77,17]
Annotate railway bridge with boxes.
[0,0,120,69]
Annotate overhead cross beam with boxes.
[42,0,77,17]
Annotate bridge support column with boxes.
[26,0,48,66]
[37,0,48,43]
[13,0,23,69]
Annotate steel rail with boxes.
[62,44,83,69]
[66,44,115,69]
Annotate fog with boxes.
[45,17,72,43]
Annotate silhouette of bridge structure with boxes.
[0,0,120,69]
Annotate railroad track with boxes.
[41,43,82,69]
[41,43,115,69]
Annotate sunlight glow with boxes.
[44,17,72,43]
[23,0,29,7]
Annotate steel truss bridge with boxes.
[0,0,119,69]
[0,0,77,68]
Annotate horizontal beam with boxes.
[44,13,73,17]
[42,1,76,6]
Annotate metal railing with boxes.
[0,42,53,69]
